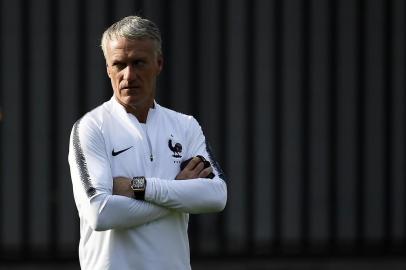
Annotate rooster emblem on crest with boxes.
[168,137,182,158]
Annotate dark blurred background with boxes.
[1,0,405,269]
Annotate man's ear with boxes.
[106,63,111,78]
[156,55,164,75]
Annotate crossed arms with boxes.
[69,117,227,231]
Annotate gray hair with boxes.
[101,16,162,58]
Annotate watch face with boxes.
[131,177,145,191]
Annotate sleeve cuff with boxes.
[144,177,156,202]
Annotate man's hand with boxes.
[175,157,213,180]
[113,177,134,198]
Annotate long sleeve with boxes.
[144,117,227,213]
[69,117,170,231]
[145,177,226,214]
[84,193,170,231]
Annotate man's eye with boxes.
[133,60,146,67]
[113,63,126,70]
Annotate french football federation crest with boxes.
[168,136,182,158]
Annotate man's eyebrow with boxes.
[111,58,124,64]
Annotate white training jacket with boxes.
[68,97,227,270]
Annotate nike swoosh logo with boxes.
[112,146,133,156]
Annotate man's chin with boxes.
[116,95,152,109]
[125,100,148,111]
[121,95,139,105]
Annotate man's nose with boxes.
[123,65,136,80]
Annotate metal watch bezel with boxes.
[131,176,145,192]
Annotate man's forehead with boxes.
[108,37,155,51]
[106,37,155,61]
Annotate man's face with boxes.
[105,37,163,111]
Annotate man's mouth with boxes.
[122,86,140,92]
[121,87,141,97]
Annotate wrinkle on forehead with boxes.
[106,37,156,62]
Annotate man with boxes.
[68,16,227,270]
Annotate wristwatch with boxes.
[131,176,146,200]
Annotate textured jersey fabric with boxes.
[68,97,227,270]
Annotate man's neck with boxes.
[125,102,154,123]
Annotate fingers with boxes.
[198,166,213,178]
[176,156,214,180]
[178,159,204,179]
[194,160,205,173]
[185,156,202,170]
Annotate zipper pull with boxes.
[150,154,154,161]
